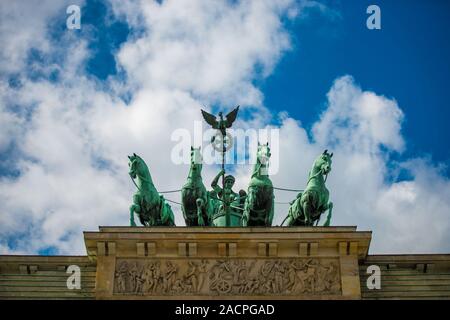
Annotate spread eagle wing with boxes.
[201,109,219,128]
[225,105,239,128]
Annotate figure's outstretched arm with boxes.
[211,169,224,194]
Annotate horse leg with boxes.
[196,198,205,226]
[205,197,215,226]
[285,212,295,226]
[242,193,251,227]
[169,206,175,225]
[129,203,140,227]
[286,197,301,226]
[242,207,249,226]
[302,200,312,226]
[323,202,333,227]
[285,205,294,226]
[266,196,275,226]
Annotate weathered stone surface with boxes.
[84,226,372,299]
[113,258,341,297]
[0,256,96,300]
[2,228,450,300]
[360,255,450,300]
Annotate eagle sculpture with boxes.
[201,106,240,137]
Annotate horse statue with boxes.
[285,150,333,227]
[242,142,274,226]
[181,147,215,226]
[128,153,175,226]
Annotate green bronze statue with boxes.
[128,153,175,226]
[284,150,333,227]
[181,147,217,226]
[126,107,337,229]
[210,169,244,226]
[201,106,244,227]
[242,142,274,226]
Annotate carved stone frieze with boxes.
[114,258,341,296]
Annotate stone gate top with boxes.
[84,226,371,299]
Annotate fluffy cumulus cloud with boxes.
[0,0,449,255]
[0,0,302,254]
[230,76,450,254]
[110,0,300,110]
[0,0,64,74]
[269,76,450,253]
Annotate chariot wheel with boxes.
[216,279,232,294]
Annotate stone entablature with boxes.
[2,228,450,300]
[83,226,372,299]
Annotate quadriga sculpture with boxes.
[242,142,274,226]
[181,147,217,226]
[128,153,175,226]
[285,150,333,227]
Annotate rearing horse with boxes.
[128,153,175,226]
[181,147,214,226]
[242,142,274,226]
[286,150,333,227]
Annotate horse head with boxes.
[128,153,149,181]
[257,142,271,166]
[190,146,203,173]
[315,149,333,176]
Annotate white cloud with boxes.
[373,159,450,253]
[111,0,297,107]
[0,0,85,74]
[0,0,301,254]
[0,103,23,153]
[0,0,449,256]
[265,77,450,254]
[313,75,405,154]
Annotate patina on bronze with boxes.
[201,106,240,226]
[181,147,218,226]
[128,153,175,227]
[242,142,274,227]
[128,108,333,227]
[284,150,333,227]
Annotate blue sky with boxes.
[1,0,450,255]
[262,0,450,169]
[83,0,450,170]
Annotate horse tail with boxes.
[159,196,175,226]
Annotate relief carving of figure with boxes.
[128,262,140,293]
[163,261,178,293]
[142,263,154,294]
[114,258,340,296]
[151,261,162,293]
[184,261,199,293]
[115,261,128,293]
